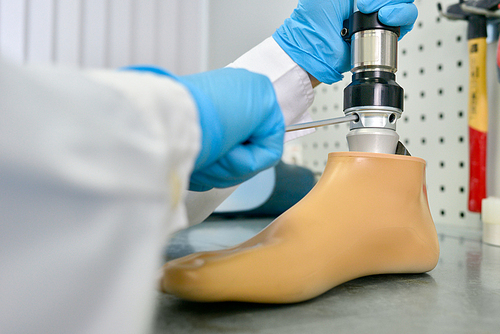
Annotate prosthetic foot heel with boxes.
[161,152,439,303]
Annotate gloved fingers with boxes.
[189,154,279,190]
[183,68,285,192]
[357,0,414,14]
[357,1,418,39]
[399,24,414,39]
[188,180,213,192]
[272,0,353,84]
[189,131,284,190]
[378,4,418,38]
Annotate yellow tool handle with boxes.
[468,37,488,133]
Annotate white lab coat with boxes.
[0,37,314,333]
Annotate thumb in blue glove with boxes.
[179,68,285,192]
[357,0,418,38]
[273,0,418,85]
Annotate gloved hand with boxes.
[273,0,418,84]
[180,68,284,192]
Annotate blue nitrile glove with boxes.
[272,0,418,84]
[180,68,284,192]
[180,68,285,192]
[123,66,284,192]
[122,65,285,191]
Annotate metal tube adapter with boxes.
[341,12,404,154]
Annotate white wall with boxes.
[0,0,208,75]
[0,0,295,72]
[2,0,498,226]
[207,0,296,69]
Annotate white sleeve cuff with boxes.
[227,37,315,141]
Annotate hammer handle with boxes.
[467,36,488,212]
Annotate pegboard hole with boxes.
[421,114,426,121]
[440,185,446,192]
[438,88,444,95]
[440,209,446,216]
[418,21,423,28]
[457,60,463,67]
[312,107,318,114]
[439,161,445,168]
[404,116,409,123]
[323,142,329,148]
[334,141,340,148]
[459,186,465,193]
[459,211,466,219]
[404,138,410,145]
[436,40,442,47]
[439,137,445,144]
[419,68,425,75]
[403,71,408,77]
[458,136,464,143]
[439,112,445,119]
[437,64,443,71]
[418,44,424,51]
[456,35,462,42]
[402,49,407,55]
[421,138,427,145]
[459,161,465,168]
[420,91,425,98]
[404,94,409,100]
[457,86,463,93]
[458,110,464,118]
[436,16,441,23]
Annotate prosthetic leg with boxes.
[160,12,440,303]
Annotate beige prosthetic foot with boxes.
[161,152,439,303]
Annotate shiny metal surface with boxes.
[351,29,398,73]
[285,114,358,132]
[346,27,401,154]
[345,106,401,131]
[155,219,500,334]
[346,128,400,154]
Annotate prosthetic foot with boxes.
[161,152,439,303]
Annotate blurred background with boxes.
[1,0,498,229]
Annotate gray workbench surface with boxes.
[154,219,500,334]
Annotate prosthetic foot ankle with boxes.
[161,152,439,303]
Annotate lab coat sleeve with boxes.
[228,37,315,139]
[0,59,200,334]
[185,37,316,226]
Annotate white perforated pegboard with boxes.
[286,0,500,229]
